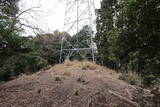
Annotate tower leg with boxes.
[92,48,95,63]
[59,37,64,63]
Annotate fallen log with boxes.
[108,90,140,107]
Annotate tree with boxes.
[71,25,92,48]
[0,0,21,66]
[96,0,160,86]
[118,0,160,86]
[69,25,94,60]
[0,0,48,81]
[95,0,119,68]
[34,30,70,64]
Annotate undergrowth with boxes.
[119,72,142,86]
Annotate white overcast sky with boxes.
[19,0,101,36]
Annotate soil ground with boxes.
[0,60,155,107]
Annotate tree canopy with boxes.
[95,0,160,87]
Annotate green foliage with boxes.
[54,25,94,61]
[34,30,69,64]
[143,75,160,88]
[96,0,160,87]
[69,25,94,60]
[119,72,142,86]
[0,0,50,81]
[0,53,48,81]
[1,0,19,16]
[95,0,119,68]
[71,25,92,48]
[0,67,11,81]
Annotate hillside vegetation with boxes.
[95,0,160,87]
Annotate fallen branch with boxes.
[108,90,140,107]
[125,89,133,100]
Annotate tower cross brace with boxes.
[59,0,97,63]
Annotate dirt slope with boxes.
[0,61,154,107]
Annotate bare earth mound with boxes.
[0,61,155,107]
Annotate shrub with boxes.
[119,72,142,86]
[0,68,11,81]
[0,53,48,81]
[143,75,160,87]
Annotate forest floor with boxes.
[0,60,156,107]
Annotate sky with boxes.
[19,0,101,36]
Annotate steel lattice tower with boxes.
[59,0,97,63]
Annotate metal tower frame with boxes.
[59,0,96,63]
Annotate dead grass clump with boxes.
[62,60,102,71]
[54,64,66,72]
[63,71,71,76]
[64,60,74,66]
[82,64,90,70]
[64,59,82,67]
[81,60,100,70]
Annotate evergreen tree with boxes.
[96,0,160,86]
[118,0,160,86]
[95,0,118,68]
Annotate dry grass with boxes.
[64,59,74,66]
[81,60,102,70]
[63,71,71,76]
[63,60,109,72]
[54,60,117,79]
[64,60,82,67]
[63,60,101,70]
[119,72,142,86]
[54,64,66,72]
